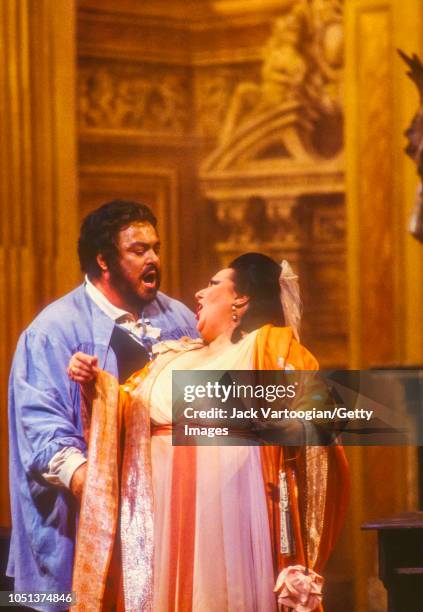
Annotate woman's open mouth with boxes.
[196,304,203,321]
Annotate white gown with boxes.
[146,332,277,611]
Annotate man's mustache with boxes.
[141,264,160,281]
[142,264,158,273]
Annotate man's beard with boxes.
[109,261,161,311]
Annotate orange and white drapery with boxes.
[72,325,349,611]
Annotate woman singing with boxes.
[68,253,349,612]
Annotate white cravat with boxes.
[85,276,161,340]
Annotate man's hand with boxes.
[68,352,98,402]
[70,462,87,502]
[67,352,98,384]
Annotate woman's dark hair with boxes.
[78,200,157,278]
[229,252,284,336]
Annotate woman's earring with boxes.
[231,304,238,322]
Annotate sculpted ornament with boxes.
[195,70,240,139]
[78,64,190,133]
[219,0,344,148]
[265,198,299,244]
[310,0,344,112]
[215,200,257,245]
[219,6,310,146]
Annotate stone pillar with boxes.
[345,0,423,369]
[0,0,79,527]
[344,0,422,608]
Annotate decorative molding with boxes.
[202,164,344,197]
[77,5,275,67]
[78,0,294,29]
[79,129,204,148]
[214,200,258,245]
[78,44,191,67]
[264,196,300,244]
[202,105,344,172]
[78,43,266,68]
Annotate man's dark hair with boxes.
[229,252,284,335]
[78,200,157,278]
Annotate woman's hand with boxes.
[67,352,98,384]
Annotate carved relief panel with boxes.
[78,59,192,135]
[200,0,346,366]
[194,64,260,141]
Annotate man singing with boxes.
[7,200,198,609]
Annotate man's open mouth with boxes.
[142,268,158,288]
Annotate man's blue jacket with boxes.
[7,285,197,609]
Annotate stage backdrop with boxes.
[0,1,422,610]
